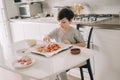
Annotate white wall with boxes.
[44,0,120,14]
[4,0,120,18]
[93,29,120,80]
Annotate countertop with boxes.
[10,17,58,23]
[75,17,120,29]
[10,17,120,29]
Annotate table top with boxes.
[0,40,94,80]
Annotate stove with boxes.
[73,14,115,23]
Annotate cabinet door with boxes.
[23,23,41,40]
[39,23,58,40]
[10,22,24,42]
[23,23,58,41]
[10,22,59,42]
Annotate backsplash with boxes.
[43,0,120,14]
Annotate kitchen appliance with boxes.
[19,3,42,17]
[14,0,44,3]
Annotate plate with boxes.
[31,43,72,57]
[16,48,30,58]
[13,56,35,69]
[16,48,27,54]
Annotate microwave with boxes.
[14,0,44,3]
[19,3,42,17]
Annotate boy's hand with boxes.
[43,36,51,42]
[64,40,71,44]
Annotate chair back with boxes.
[76,24,93,49]
[86,27,93,49]
[77,25,94,80]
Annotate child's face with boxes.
[59,18,72,29]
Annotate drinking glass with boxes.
[26,39,36,47]
[25,39,37,54]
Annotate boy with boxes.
[43,8,86,80]
[43,8,86,47]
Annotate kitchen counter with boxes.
[10,17,58,23]
[75,17,120,29]
[10,17,120,29]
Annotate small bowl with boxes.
[26,39,37,47]
[71,48,81,55]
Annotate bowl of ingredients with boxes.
[71,48,81,55]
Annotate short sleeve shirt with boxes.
[48,27,84,44]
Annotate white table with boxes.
[0,40,94,80]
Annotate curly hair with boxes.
[57,8,74,21]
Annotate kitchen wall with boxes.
[4,0,120,19]
[93,29,120,80]
[44,0,120,14]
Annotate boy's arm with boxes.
[73,41,86,47]
[63,40,86,47]
[43,28,58,42]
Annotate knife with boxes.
[54,45,73,55]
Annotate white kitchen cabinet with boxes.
[39,23,59,40]
[23,23,59,41]
[10,22,24,42]
[23,23,41,40]
[10,22,58,42]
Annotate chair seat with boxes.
[70,61,87,69]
